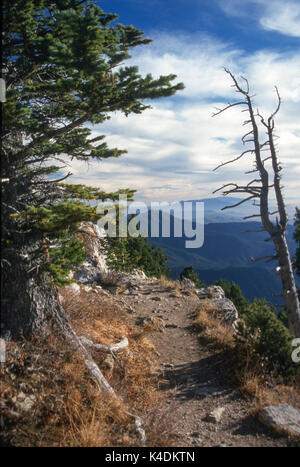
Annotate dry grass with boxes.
[141,402,183,447]
[193,299,235,349]
[193,298,300,427]
[63,392,133,447]
[0,284,174,447]
[158,276,181,294]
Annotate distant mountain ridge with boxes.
[147,215,298,304]
[155,197,298,224]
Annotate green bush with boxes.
[235,299,300,378]
[106,236,170,278]
[46,231,86,286]
[179,265,206,288]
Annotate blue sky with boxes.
[69,0,300,206]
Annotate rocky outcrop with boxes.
[68,222,152,290]
[78,222,108,272]
[259,404,300,438]
[74,222,108,284]
[197,285,224,300]
[75,262,103,284]
[178,278,195,290]
[196,286,238,327]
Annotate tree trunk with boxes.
[213,69,300,337]
[1,241,58,338]
[273,233,300,337]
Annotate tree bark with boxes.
[273,234,300,337]
[213,69,300,337]
[1,240,57,337]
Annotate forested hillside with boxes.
[149,220,297,302]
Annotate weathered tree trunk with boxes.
[273,234,300,337]
[1,240,56,337]
[213,69,300,337]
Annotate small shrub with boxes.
[179,265,205,288]
[235,300,300,379]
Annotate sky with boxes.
[68,0,300,205]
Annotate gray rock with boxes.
[212,297,239,325]
[179,278,195,290]
[206,407,225,423]
[196,286,225,300]
[130,269,147,280]
[64,282,81,296]
[196,286,238,327]
[75,261,102,284]
[259,404,300,437]
[78,222,108,273]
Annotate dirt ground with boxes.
[117,278,293,447]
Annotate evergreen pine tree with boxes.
[1,0,184,335]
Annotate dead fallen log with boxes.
[79,335,129,354]
[54,303,146,444]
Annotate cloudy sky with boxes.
[69,0,300,205]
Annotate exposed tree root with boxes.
[54,303,146,444]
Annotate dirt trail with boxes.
[120,279,290,447]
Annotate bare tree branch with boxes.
[213,149,254,171]
[221,195,258,211]
[212,101,247,117]
[250,254,278,263]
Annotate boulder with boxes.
[179,278,195,290]
[212,297,239,326]
[75,261,102,284]
[196,286,238,327]
[259,404,300,438]
[197,286,225,300]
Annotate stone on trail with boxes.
[206,407,225,423]
[259,404,300,437]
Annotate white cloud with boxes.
[260,2,300,37]
[67,33,300,205]
[218,0,300,37]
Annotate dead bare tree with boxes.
[213,68,300,337]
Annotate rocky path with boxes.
[119,279,290,447]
